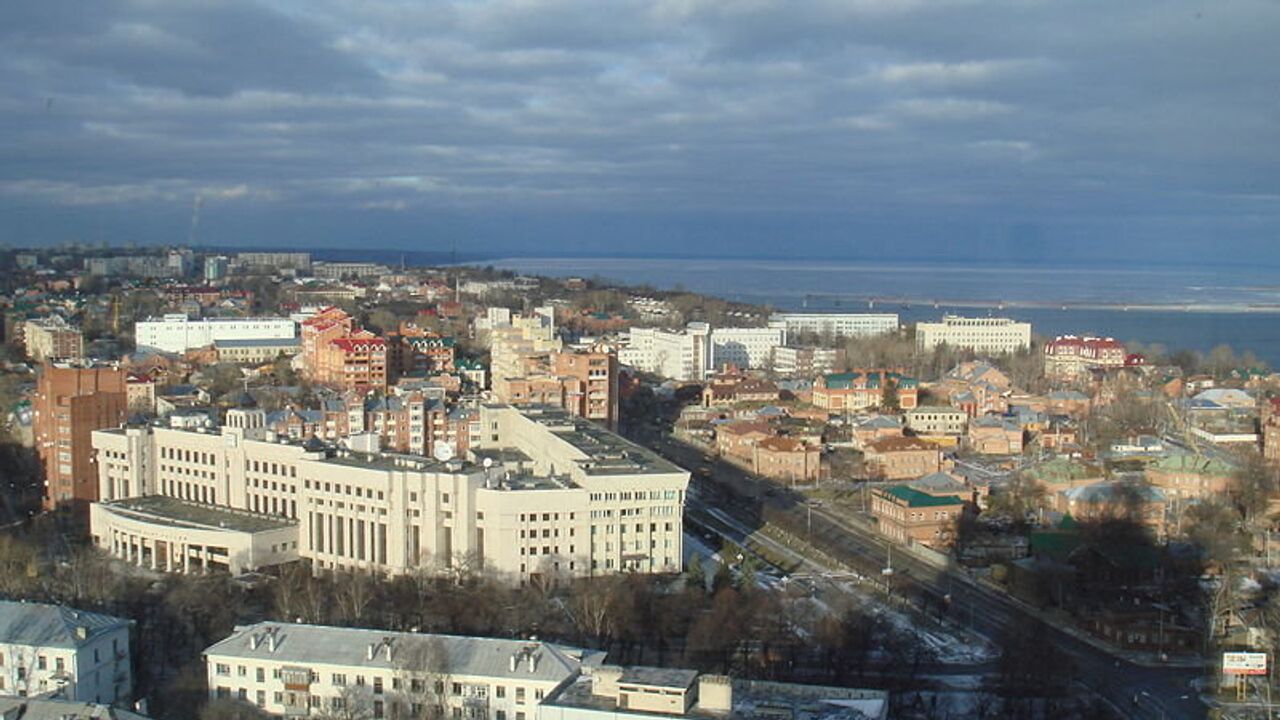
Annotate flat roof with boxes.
[99,496,295,534]
[619,667,698,689]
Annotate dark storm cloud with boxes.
[0,0,1276,261]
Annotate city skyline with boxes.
[1,1,1278,266]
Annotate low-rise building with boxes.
[541,665,888,720]
[751,437,822,484]
[966,416,1024,455]
[1144,452,1235,502]
[903,407,969,437]
[1043,335,1126,381]
[0,601,132,704]
[811,371,918,413]
[215,338,303,365]
[916,315,1031,355]
[204,621,602,720]
[862,437,941,480]
[871,483,965,548]
[135,314,296,355]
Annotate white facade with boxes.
[91,405,688,582]
[205,622,602,720]
[769,312,899,339]
[620,324,711,381]
[709,324,786,371]
[134,314,297,354]
[0,601,132,704]
[915,315,1032,355]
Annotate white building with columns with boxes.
[90,404,688,582]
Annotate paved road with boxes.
[635,428,1208,719]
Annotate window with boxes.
[496,686,505,699]
[515,688,526,704]
[332,673,347,686]
[257,668,265,682]
[37,656,46,670]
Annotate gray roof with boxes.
[0,698,150,720]
[205,622,602,683]
[0,601,132,650]
[214,338,301,349]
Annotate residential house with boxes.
[871,482,966,548]
[966,416,1024,455]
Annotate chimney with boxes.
[509,651,519,672]
[250,633,260,650]
[384,638,393,662]
[368,643,376,660]
[267,630,277,653]
[74,626,88,641]
[527,651,537,673]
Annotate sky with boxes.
[1,0,1278,265]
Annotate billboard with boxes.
[1223,652,1268,676]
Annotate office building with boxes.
[915,316,1031,355]
[91,404,688,582]
[1043,335,1127,380]
[35,362,127,513]
[0,601,132,704]
[769,312,899,339]
[135,314,297,355]
[204,621,602,720]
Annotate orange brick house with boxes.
[863,436,942,480]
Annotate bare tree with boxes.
[391,636,452,720]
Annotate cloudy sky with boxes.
[1,0,1277,264]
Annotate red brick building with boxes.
[34,361,127,514]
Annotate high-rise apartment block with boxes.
[90,404,687,581]
[35,362,127,512]
[914,315,1031,355]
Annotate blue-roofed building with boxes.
[0,601,133,704]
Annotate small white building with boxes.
[0,601,133,704]
[134,314,297,354]
[203,622,604,719]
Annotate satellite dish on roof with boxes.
[482,457,493,469]
[432,443,455,463]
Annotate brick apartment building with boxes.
[34,361,127,513]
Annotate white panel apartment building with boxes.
[91,405,688,582]
[204,622,603,720]
[915,315,1032,355]
[708,324,786,371]
[0,601,132,704]
[769,313,899,339]
[135,314,297,354]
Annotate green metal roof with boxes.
[883,485,964,507]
